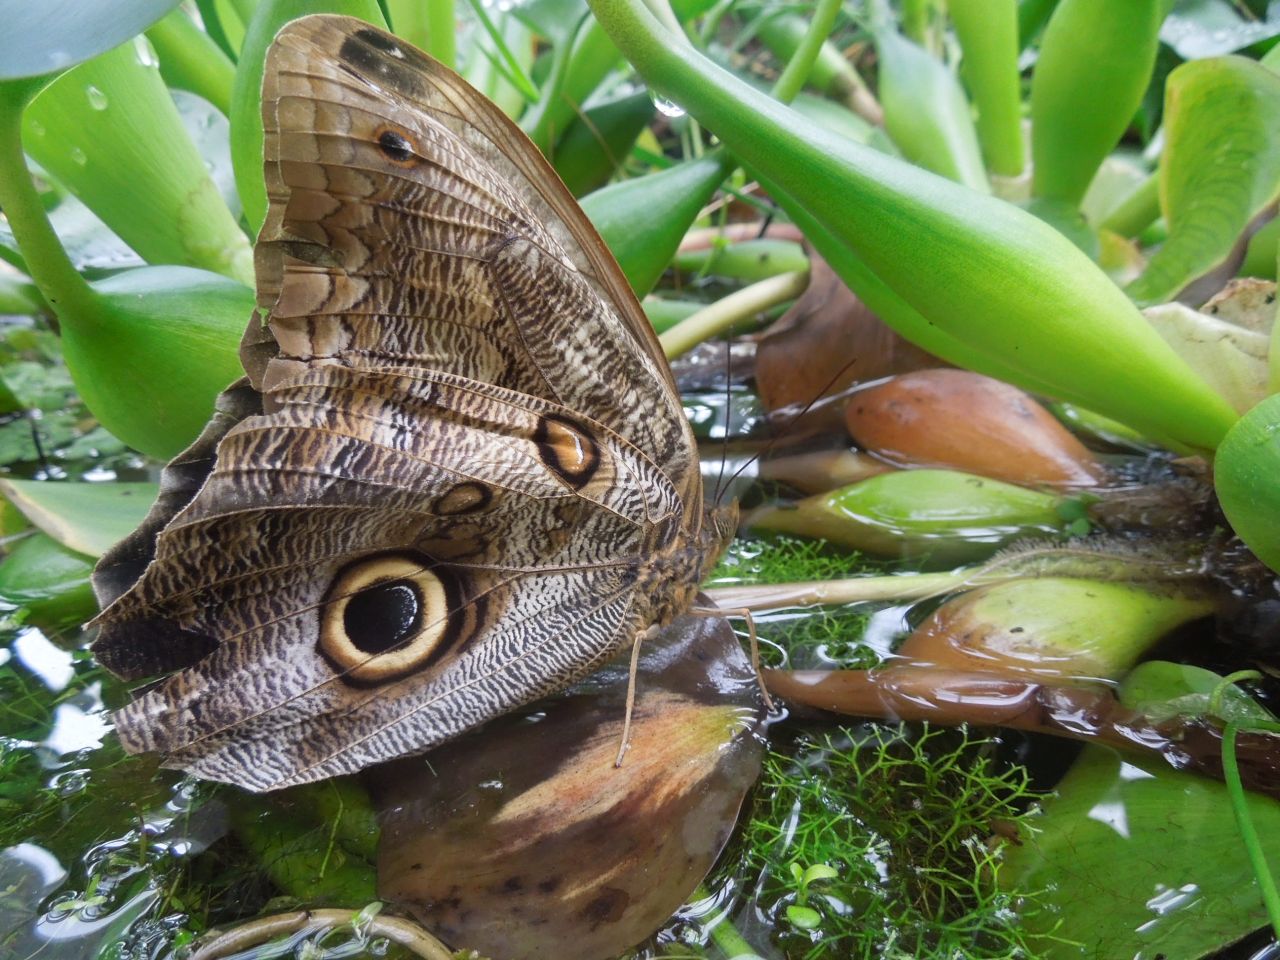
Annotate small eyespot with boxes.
[375,127,416,164]
[320,555,449,682]
[534,414,600,488]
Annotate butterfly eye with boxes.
[320,555,450,682]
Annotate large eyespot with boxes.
[319,555,451,683]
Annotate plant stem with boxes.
[705,570,970,612]
[1100,173,1160,238]
[771,0,843,105]
[147,8,236,115]
[425,0,457,67]
[1223,723,1280,937]
[660,269,808,358]
[692,885,762,959]
[950,0,1025,176]
[0,94,100,322]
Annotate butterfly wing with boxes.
[91,15,711,791]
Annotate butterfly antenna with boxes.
[720,353,868,498]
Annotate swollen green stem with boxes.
[0,92,100,322]
[693,884,763,959]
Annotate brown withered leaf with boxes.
[370,613,765,960]
[755,249,938,432]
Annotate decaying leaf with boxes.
[370,613,766,960]
[754,251,938,432]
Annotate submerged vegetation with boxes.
[2,0,1280,958]
[741,726,1049,960]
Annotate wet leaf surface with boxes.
[370,613,766,960]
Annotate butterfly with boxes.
[90,14,735,792]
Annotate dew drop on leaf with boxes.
[85,86,108,110]
[133,35,159,68]
[650,92,687,118]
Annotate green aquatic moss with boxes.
[742,725,1056,960]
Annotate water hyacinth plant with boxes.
[1,1,1280,959]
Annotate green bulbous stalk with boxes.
[747,469,1076,564]
[551,89,653,196]
[1030,0,1164,206]
[147,6,237,114]
[875,26,989,192]
[581,154,731,297]
[23,39,252,284]
[1215,393,1280,574]
[950,0,1024,177]
[231,0,388,234]
[587,0,1238,451]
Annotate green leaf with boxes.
[0,173,141,276]
[802,863,839,885]
[1003,746,1280,958]
[785,905,822,930]
[1122,661,1275,725]
[23,39,253,283]
[587,0,1239,451]
[1161,0,1280,59]
[0,532,97,626]
[0,479,158,557]
[0,0,183,80]
[62,267,251,460]
[1128,57,1280,306]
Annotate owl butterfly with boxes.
[90,14,735,792]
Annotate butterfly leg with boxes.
[615,623,661,768]
[691,606,776,713]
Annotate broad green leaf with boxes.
[1128,57,1280,306]
[1030,0,1164,206]
[1216,392,1280,574]
[1004,724,1280,956]
[0,0,183,80]
[65,267,251,459]
[581,155,729,297]
[23,39,253,284]
[0,167,141,276]
[231,0,388,234]
[874,27,989,193]
[588,0,1239,451]
[1161,0,1280,59]
[0,532,97,627]
[0,479,158,557]
[1123,660,1275,725]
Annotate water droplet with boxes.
[69,147,87,167]
[28,119,45,138]
[134,35,159,69]
[85,86,108,110]
[650,92,686,119]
